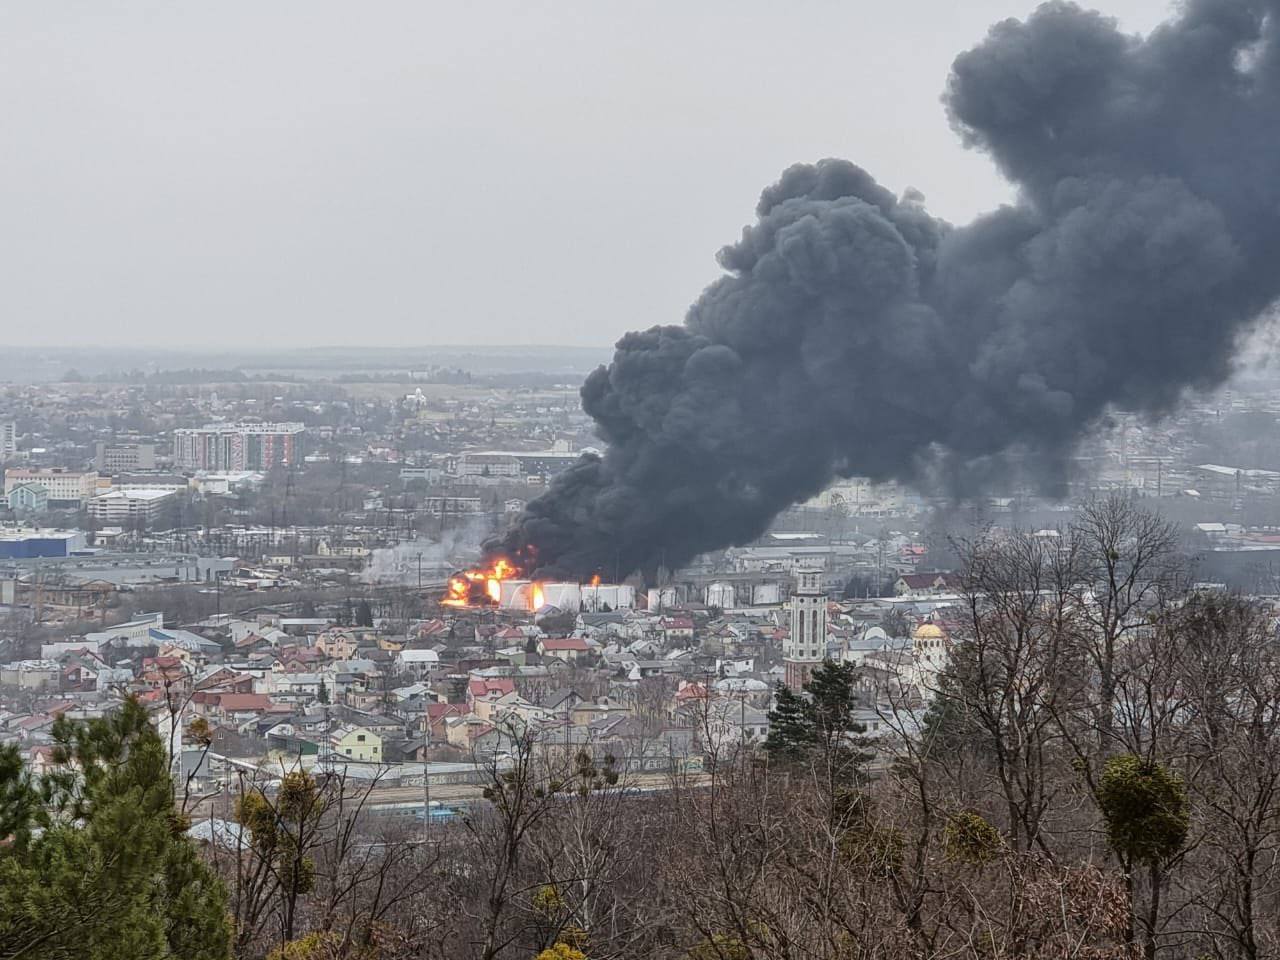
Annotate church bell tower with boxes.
[784,566,827,690]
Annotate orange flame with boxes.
[531,583,545,610]
[441,557,525,608]
[590,574,602,587]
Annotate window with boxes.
[357,734,366,742]
[345,748,352,755]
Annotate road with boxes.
[364,770,710,808]
[191,769,710,820]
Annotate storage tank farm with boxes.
[492,580,633,613]
[442,559,638,614]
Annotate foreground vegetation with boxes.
[6,498,1280,959]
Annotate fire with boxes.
[440,556,549,613]
[590,574,602,587]
[441,557,522,608]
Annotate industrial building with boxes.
[173,422,304,471]
[455,445,582,480]
[88,488,177,528]
[0,529,86,559]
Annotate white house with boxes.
[396,648,440,679]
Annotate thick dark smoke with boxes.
[489,0,1280,581]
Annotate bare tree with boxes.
[1071,494,1183,754]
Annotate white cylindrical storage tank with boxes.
[582,583,635,611]
[752,582,781,605]
[706,582,736,609]
[499,580,533,609]
[540,582,582,612]
[644,585,682,610]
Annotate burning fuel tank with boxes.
[538,582,583,612]
[445,570,501,606]
[497,580,580,612]
[498,579,535,610]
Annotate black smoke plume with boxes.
[489,0,1280,581]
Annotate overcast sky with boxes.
[0,0,1176,350]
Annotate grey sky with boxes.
[1,0,1174,350]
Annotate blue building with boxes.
[0,530,83,559]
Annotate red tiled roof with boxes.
[675,682,709,701]
[426,703,468,720]
[468,678,516,698]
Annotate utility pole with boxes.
[422,751,432,843]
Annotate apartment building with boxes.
[94,440,157,473]
[173,423,304,471]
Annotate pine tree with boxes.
[763,683,814,763]
[0,698,230,960]
[355,599,374,627]
[765,660,874,786]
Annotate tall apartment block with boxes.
[172,423,304,471]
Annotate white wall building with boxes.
[396,648,441,679]
[909,622,951,699]
[89,488,176,527]
[3,468,97,507]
